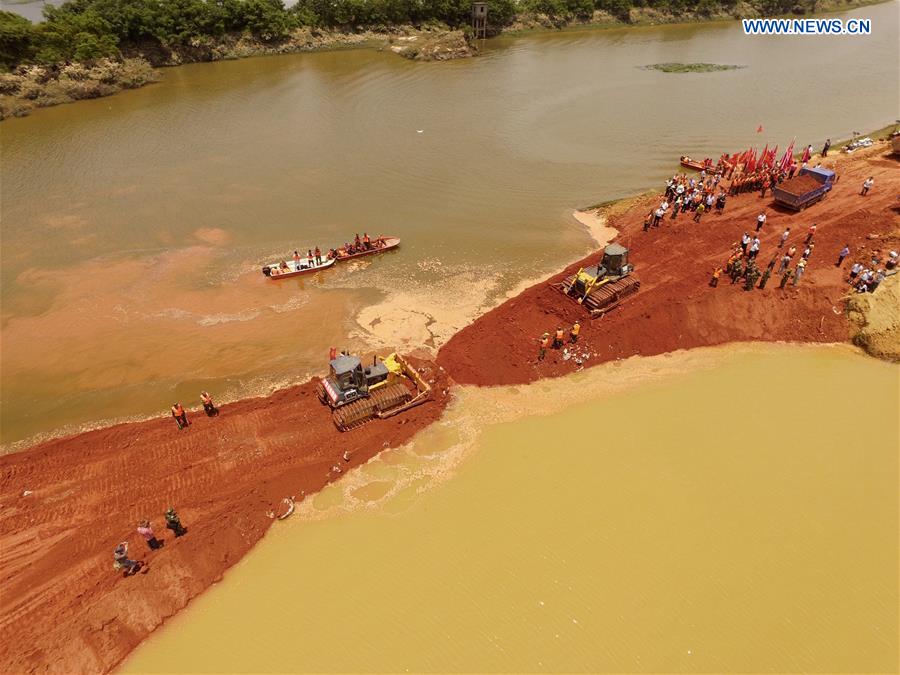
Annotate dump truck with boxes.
[317,352,431,431]
[772,167,835,210]
[553,243,640,317]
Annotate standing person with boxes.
[307,249,314,266]
[848,261,863,283]
[137,520,162,550]
[715,192,726,214]
[731,258,744,284]
[293,250,301,268]
[329,345,337,360]
[171,403,188,430]
[671,196,682,219]
[778,227,790,248]
[653,206,665,227]
[802,243,814,260]
[836,244,850,267]
[777,253,792,275]
[709,267,722,287]
[165,507,187,537]
[538,332,550,361]
[314,246,322,265]
[805,224,817,243]
[741,232,751,254]
[760,175,770,199]
[758,265,772,289]
[793,259,807,286]
[569,321,581,344]
[860,176,874,195]
[643,211,653,232]
[756,212,767,232]
[787,244,797,259]
[779,268,793,289]
[692,202,705,223]
[200,391,218,417]
[822,138,831,156]
[113,542,140,575]
[748,237,761,260]
[553,327,565,349]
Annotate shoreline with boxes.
[1,139,898,674]
[1,0,890,120]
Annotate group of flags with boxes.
[719,138,799,174]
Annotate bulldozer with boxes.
[317,352,431,431]
[555,243,640,316]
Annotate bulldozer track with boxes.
[332,383,413,431]
[558,276,641,314]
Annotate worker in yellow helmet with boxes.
[569,321,581,344]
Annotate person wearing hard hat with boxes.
[569,321,581,344]
[538,332,550,361]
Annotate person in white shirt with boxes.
[756,212,767,232]
[860,177,874,196]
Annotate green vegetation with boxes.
[0,0,847,71]
[643,62,743,72]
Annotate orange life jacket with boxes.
[172,404,184,415]
[555,329,564,341]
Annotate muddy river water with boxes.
[122,344,898,672]
[2,2,899,445]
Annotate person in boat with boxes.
[354,233,361,250]
[293,250,301,268]
[307,249,314,267]
[363,233,371,250]
[279,260,289,272]
[314,246,322,265]
[327,248,337,260]
[375,235,385,248]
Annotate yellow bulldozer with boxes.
[555,243,640,316]
[317,352,431,431]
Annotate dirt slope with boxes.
[438,146,899,385]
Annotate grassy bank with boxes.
[0,0,891,120]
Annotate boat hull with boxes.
[332,237,400,262]
[263,257,335,279]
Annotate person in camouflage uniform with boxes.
[165,507,187,537]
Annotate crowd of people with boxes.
[328,233,387,259]
[113,508,187,576]
[537,321,580,361]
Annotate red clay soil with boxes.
[438,145,900,385]
[0,355,449,674]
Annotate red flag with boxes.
[757,125,764,133]
[760,144,769,167]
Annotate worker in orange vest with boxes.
[553,327,565,349]
[363,233,371,249]
[329,346,337,361]
[538,332,551,361]
[171,403,189,430]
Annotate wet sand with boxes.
[1,144,897,674]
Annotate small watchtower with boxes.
[471,2,488,39]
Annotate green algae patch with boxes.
[642,62,744,72]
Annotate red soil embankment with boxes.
[0,356,449,674]
[438,146,899,385]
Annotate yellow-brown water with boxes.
[3,2,899,446]
[122,344,899,673]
